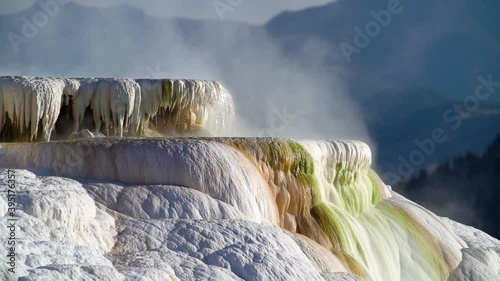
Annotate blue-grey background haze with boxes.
[0,0,333,23]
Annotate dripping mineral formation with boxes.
[0,77,499,281]
[0,76,234,141]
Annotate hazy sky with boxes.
[0,0,333,24]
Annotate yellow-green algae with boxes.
[222,138,451,281]
[222,138,330,245]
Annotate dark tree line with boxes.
[398,134,500,238]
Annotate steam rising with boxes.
[0,2,371,144]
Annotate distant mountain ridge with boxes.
[266,0,500,104]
